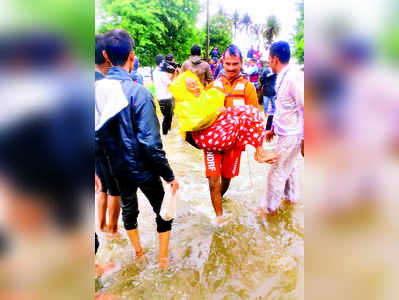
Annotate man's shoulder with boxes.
[244,80,256,91]
[135,84,153,100]
[238,74,250,83]
[95,70,105,81]
[120,78,153,105]
[262,68,270,75]
[200,61,210,68]
[285,65,304,83]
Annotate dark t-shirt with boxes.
[259,68,277,97]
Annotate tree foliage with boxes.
[97,0,201,66]
[203,12,232,56]
[232,10,240,41]
[240,13,252,33]
[293,0,304,64]
[263,15,281,48]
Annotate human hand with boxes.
[264,151,280,164]
[255,148,280,164]
[264,150,280,164]
[167,179,179,195]
[218,106,226,113]
[265,129,275,142]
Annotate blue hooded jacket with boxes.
[95,67,174,184]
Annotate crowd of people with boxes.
[94,29,304,273]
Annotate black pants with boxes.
[95,233,99,254]
[95,154,120,196]
[117,176,172,233]
[158,98,174,135]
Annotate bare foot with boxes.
[212,215,229,226]
[99,224,108,232]
[133,248,148,266]
[257,207,278,217]
[135,248,146,258]
[266,208,279,216]
[159,257,170,270]
[95,263,116,277]
[106,231,121,239]
[257,207,268,218]
[95,291,117,300]
[283,198,299,206]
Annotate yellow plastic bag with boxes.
[169,70,225,137]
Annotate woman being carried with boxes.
[169,71,278,163]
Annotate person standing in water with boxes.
[261,41,304,215]
[202,45,271,224]
[95,29,179,269]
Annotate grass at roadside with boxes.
[145,82,156,98]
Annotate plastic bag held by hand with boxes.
[160,185,179,221]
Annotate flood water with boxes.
[96,113,304,299]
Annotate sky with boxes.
[96,0,301,57]
[197,0,300,53]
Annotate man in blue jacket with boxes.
[95,29,179,269]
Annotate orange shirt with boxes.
[208,75,258,108]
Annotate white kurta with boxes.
[261,65,304,212]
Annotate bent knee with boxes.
[156,215,172,233]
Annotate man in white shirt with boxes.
[153,53,178,135]
[261,41,304,215]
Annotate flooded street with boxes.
[96,115,304,299]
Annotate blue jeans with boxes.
[263,96,276,114]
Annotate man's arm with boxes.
[133,89,175,182]
[294,73,304,112]
[288,70,304,138]
[289,71,304,121]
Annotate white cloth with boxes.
[95,79,129,131]
[260,135,302,212]
[273,65,304,137]
[153,67,173,100]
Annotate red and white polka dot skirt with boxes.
[191,105,265,152]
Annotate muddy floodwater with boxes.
[96,116,304,300]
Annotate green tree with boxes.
[203,12,232,56]
[380,1,399,64]
[240,13,252,34]
[250,23,264,47]
[263,15,281,48]
[97,0,201,66]
[293,0,304,64]
[232,10,240,41]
